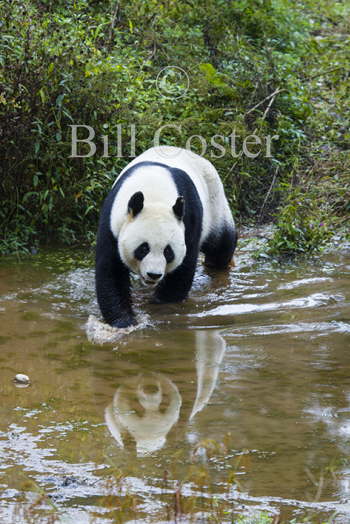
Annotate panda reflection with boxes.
[95,146,237,328]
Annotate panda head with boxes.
[118,191,186,287]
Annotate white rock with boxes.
[14,374,30,386]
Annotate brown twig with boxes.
[261,91,278,121]
[245,87,285,117]
[306,66,343,80]
[257,165,280,222]
[174,482,182,520]
[148,38,157,61]
[108,2,120,44]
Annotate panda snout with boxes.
[147,272,162,281]
[141,270,164,287]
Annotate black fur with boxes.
[153,166,203,304]
[172,196,184,220]
[164,244,175,264]
[134,242,150,261]
[95,161,236,327]
[128,191,144,217]
[95,165,136,327]
[201,227,237,269]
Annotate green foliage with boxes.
[266,147,350,258]
[265,189,332,257]
[0,0,348,255]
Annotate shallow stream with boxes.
[0,232,349,523]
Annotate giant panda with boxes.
[95,146,237,328]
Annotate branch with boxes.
[257,165,279,222]
[108,2,120,44]
[245,88,285,117]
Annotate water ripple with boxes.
[191,292,345,318]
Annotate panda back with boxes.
[110,147,233,243]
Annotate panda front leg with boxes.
[201,225,237,270]
[153,250,197,304]
[95,241,136,328]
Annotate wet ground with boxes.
[0,232,350,523]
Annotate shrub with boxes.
[0,0,348,255]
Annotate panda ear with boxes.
[128,191,144,218]
[173,196,184,221]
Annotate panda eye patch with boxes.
[134,242,150,261]
[164,244,175,264]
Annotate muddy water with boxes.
[0,235,350,523]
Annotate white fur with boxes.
[118,204,186,285]
[113,146,234,239]
[110,146,233,284]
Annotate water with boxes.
[0,233,349,523]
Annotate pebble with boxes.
[13,374,31,387]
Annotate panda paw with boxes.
[111,317,137,328]
[85,315,139,345]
